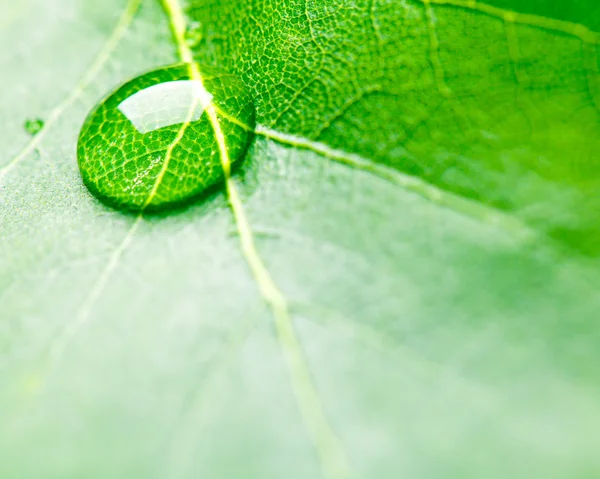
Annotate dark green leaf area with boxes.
[487,0,600,30]
[189,0,600,254]
[77,63,255,212]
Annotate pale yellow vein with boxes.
[161,0,354,477]
[207,102,535,238]
[256,125,535,241]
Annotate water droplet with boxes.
[24,118,44,135]
[77,63,255,212]
[185,21,203,48]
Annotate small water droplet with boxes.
[185,21,203,48]
[77,63,255,212]
[24,118,44,135]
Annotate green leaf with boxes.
[1,0,599,478]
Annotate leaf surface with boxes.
[1,0,599,477]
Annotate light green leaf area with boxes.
[1,0,599,478]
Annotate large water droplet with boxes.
[77,63,255,212]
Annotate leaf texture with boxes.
[1,0,599,478]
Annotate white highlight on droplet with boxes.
[117,80,213,134]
